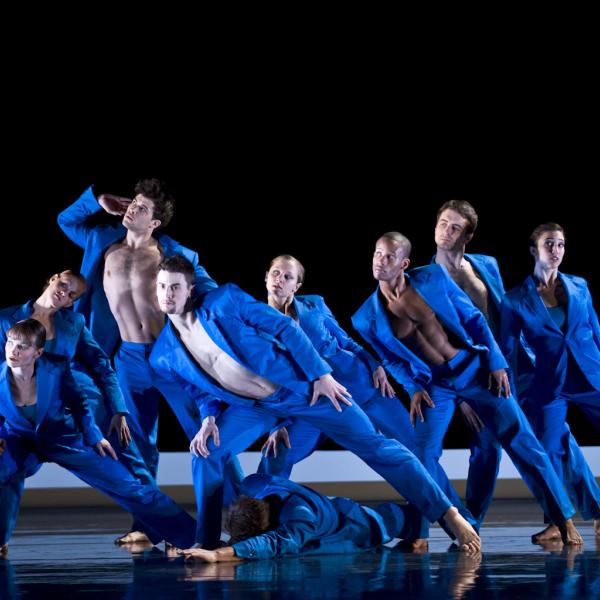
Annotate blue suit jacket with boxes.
[149,284,332,421]
[433,254,505,323]
[0,301,126,416]
[57,185,218,355]
[500,273,600,399]
[0,355,103,446]
[294,295,379,381]
[232,474,387,559]
[433,253,534,392]
[352,264,508,399]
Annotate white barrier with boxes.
[25,447,600,488]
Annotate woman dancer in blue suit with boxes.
[0,320,196,555]
[501,223,600,541]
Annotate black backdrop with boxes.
[3,143,598,451]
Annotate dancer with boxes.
[501,222,600,541]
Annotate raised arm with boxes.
[57,185,108,248]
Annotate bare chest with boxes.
[386,288,437,338]
[104,245,162,287]
[448,265,489,314]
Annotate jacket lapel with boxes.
[0,364,36,430]
[34,358,53,427]
[465,255,502,310]
[523,276,564,335]
[559,273,579,335]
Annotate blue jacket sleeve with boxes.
[499,294,526,378]
[584,281,600,350]
[232,506,318,559]
[75,326,128,415]
[318,298,380,372]
[187,249,219,298]
[57,185,104,249]
[234,288,332,382]
[61,364,103,446]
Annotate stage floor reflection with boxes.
[1,500,599,599]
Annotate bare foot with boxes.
[594,518,600,537]
[394,538,429,553]
[165,542,182,558]
[557,519,584,545]
[443,507,481,553]
[0,544,7,557]
[114,531,152,545]
[531,524,561,544]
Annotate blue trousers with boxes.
[528,388,600,521]
[192,388,452,548]
[413,350,575,535]
[115,341,244,509]
[463,416,502,527]
[0,369,159,543]
[0,428,196,547]
[258,375,415,478]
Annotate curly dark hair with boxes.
[134,178,175,229]
[223,495,270,542]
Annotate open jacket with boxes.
[500,272,600,400]
[57,185,218,355]
[150,284,332,422]
[352,264,507,399]
[0,354,103,447]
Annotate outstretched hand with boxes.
[488,369,511,398]
[190,416,220,458]
[179,546,240,563]
[261,426,291,458]
[410,390,435,426]
[458,402,484,432]
[107,414,132,447]
[94,438,118,460]
[372,366,396,398]
[310,374,352,412]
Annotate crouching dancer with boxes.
[0,320,195,555]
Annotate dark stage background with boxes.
[3,138,599,450]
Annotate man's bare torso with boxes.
[444,261,489,319]
[103,241,165,343]
[383,284,459,366]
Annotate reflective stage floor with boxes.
[1,500,599,599]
